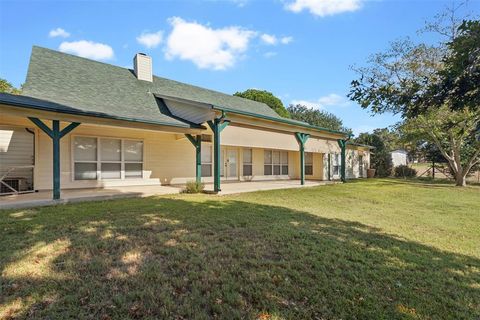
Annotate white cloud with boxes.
[49,28,70,38]
[280,36,293,44]
[291,93,351,109]
[285,0,362,17]
[263,51,278,58]
[261,34,293,46]
[261,34,277,45]
[59,40,114,60]
[165,17,256,70]
[352,125,376,136]
[136,31,163,49]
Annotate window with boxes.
[243,148,252,176]
[73,137,143,180]
[74,137,97,180]
[264,150,288,175]
[305,152,313,175]
[333,153,340,176]
[201,145,212,177]
[124,140,143,178]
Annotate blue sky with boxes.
[1,0,478,135]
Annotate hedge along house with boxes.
[0,46,371,200]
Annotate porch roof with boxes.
[0,92,204,130]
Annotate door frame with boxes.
[221,147,239,181]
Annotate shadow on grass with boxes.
[1,197,479,319]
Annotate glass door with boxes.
[222,148,238,180]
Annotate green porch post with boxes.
[185,134,202,184]
[337,139,347,182]
[29,118,80,200]
[207,114,230,193]
[295,132,310,185]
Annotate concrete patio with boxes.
[0,180,334,209]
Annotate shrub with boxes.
[394,165,417,178]
[373,151,393,177]
[182,180,205,193]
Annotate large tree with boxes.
[349,5,479,186]
[234,89,290,118]
[286,104,350,133]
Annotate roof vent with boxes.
[133,53,152,82]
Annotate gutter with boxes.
[211,105,349,137]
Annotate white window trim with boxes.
[305,152,313,176]
[242,148,253,176]
[201,142,213,177]
[71,135,145,181]
[264,149,289,176]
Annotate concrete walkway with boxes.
[0,180,334,210]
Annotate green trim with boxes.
[185,134,202,183]
[337,139,347,182]
[59,122,81,138]
[4,94,203,130]
[28,117,81,200]
[52,120,60,200]
[295,132,310,185]
[207,117,230,193]
[212,105,347,137]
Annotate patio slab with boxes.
[0,180,335,210]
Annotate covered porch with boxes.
[0,179,334,209]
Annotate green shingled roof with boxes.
[22,46,282,127]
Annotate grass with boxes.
[0,179,479,319]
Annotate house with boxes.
[390,149,408,167]
[0,46,371,200]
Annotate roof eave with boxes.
[211,105,349,137]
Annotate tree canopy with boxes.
[0,78,21,94]
[349,2,479,186]
[234,89,290,118]
[286,104,350,133]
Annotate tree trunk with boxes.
[455,171,467,187]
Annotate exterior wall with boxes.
[1,114,366,191]
[391,150,407,167]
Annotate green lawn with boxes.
[1,179,479,319]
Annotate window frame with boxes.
[242,148,253,176]
[305,152,313,176]
[201,142,213,177]
[71,135,145,181]
[332,153,340,176]
[264,149,289,176]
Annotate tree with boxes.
[234,89,290,118]
[429,20,480,111]
[401,106,479,186]
[355,131,393,177]
[348,3,479,186]
[286,104,350,132]
[0,78,21,94]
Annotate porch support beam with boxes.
[207,113,230,193]
[295,132,310,185]
[185,134,202,184]
[28,117,81,200]
[337,139,347,182]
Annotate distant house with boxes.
[0,46,371,199]
[390,149,408,167]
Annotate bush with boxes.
[394,165,417,178]
[182,181,205,193]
